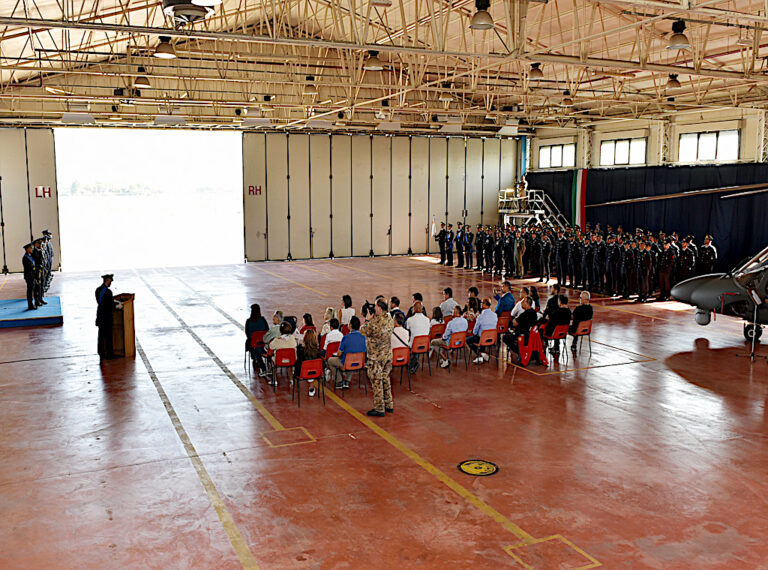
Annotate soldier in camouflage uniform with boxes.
[361,299,395,417]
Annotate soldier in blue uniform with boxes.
[95,274,119,360]
[554,229,567,285]
[699,235,717,274]
[464,224,474,270]
[445,223,455,266]
[22,243,37,311]
[455,222,465,268]
[436,222,447,264]
[474,226,484,271]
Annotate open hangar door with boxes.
[243,133,517,261]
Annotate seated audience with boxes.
[405,292,427,319]
[263,310,284,345]
[468,298,498,364]
[245,303,269,375]
[439,287,460,317]
[541,284,562,321]
[510,287,530,319]
[502,296,537,355]
[339,294,355,326]
[391,312,410,349]
[494,281,515,316]
[326,316,366,389]
[530,286,541,312]
[267,321,297,386]
[540,295,572,354]
[320,306,337,337]
[569,291,593,353]
[389,296,406,323]
[405,301,430,372]
[323,318,343,351]
[430,307,444,327]
[295,329,321,397]
[431,306,467,368]
[295,313,315,345]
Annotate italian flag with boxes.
[572,169,587,230]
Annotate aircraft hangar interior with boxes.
[2,0,768,567]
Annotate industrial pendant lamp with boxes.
[736,27,753,47]
[529,62,543,79]
[134,66,151,88]
[561,90,573,107]
[303,76,318,96]
[667,20,691,50]
[191,0,222,7]
[666,74,681,89]
[363,50,384,71]
[153,36,176,59]
[469,0,494,31]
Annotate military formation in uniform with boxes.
[435,221,718,302]
[21,230,55,310]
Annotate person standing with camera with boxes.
[361,299,395,417]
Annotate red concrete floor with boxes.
[1,257,768,569]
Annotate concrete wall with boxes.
[0,128,60,273]
[529,108,763,171]
[243,133,517,261]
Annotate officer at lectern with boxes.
[95,274,122,360]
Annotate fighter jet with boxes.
[671,245,768,341]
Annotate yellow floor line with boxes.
[137,342,259,569]
[330,261,396,280]
[0,276,8,293]
[322,387,536,544]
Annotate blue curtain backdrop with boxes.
[526,163,768,272]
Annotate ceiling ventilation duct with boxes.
[162,0,213,25]
[154,114,186,126]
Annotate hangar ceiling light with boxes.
[667,20,691,50]
[363,51,384,71]
[134,66,151,88]
[529,63,543,80]
[469,0,494,31]
[154,37,176,59]
[667,74,681,89]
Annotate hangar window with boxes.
[538,143,576,169]
[599,138,647,166]
[678,129,740,163]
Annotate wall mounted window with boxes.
[538,143,576,169]
[599,137,647,166]
[678,129,739,163]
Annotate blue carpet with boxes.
[0,297,63,328]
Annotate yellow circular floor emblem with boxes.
[458,459,498,476]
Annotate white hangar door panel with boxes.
[331,135,352,258]
[0,129,33,272]
[371,136,391,256]
[447,138,466,227]
[351,136,371,257]
[465,138,483,229]
[483,138,501,227]
[390,136,410,255]
[309,135,331,259]
[266,133,289,260]
[501,138,517,190]
[288,134,310,260]
[26,129,60,268]
[428,137,447,253]
[410,137,430,255]
[243,133,267,261]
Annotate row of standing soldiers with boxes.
[21,230,55,310]
[435,222,717,302]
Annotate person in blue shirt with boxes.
[430,306,467,368]
[468,298,498,364]
[326,316,366,389]
[493,281,516,316]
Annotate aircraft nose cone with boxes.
[671,278,699,304]
[672,274,733,310]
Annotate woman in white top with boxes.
[429,306,444,327]
[339,294,355,326]
[320,306,337,337]
[391,313,410,349]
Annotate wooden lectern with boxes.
[112,293,136,358]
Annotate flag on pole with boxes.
[572,169,587,230]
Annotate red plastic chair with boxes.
[496,316,510,335]
[444,315,454,324]
[500,311,511,318]
[410,335,431,376]
[293,359,325,407]
[446,330,468,371]
[569,320,593,355]
[341,324,350,336]
[271,348,297,392]
[323,341,341,362]
[391,346,412,390]
[477,328,499,359]
[543,324,570,363]
[514,326,548,367]
[429,323,446,341]
[465,319,476,333]
[338,352,366,396]
[245,330,266,373]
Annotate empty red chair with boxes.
[410,335,431,376]
[391,346,412,390]
[496,316,510,335]
[293,359,325,407]
[271,348,297,391]
[446,330,468,371]
[429,323,446,341]
[569,320,593,355]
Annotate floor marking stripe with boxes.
[137,273,285,431]
[137,341,259,570]
[321,387,536,543]
[330,261,396,279]
[0,276,8,294]
[252,266,329,296]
